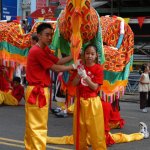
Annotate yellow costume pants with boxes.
[24,86,50,150]
[46,132,144,145]
[0,90,18,105]
[73,96,107,150]
[111,132,144,143]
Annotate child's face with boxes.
[84,46,97,65]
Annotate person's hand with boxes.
[77,68,87,79]
[72,59,82,69]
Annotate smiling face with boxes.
[84,46,98,66]
[38,28,53,47]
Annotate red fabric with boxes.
[26,45,59,87]
[0,66,10,92]
[109,110,125,128]
[79,92,97,99]
[105,132,115,146]
[101,101,116,146]
[78,64,103,96]
[28,85,46,108]
[11,84,24,103]
[101,101,112,132]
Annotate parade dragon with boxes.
[0,0,134,114]
[0,0,134,147]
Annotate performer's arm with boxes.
[84,77,99,91]
[50,64,74,72]
[56,55,73,65]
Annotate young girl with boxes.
[72,44,107,150]
[138,64,150,113]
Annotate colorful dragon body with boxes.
[55,0,134,100]
[0,0,134,100]
[0,21,55,67]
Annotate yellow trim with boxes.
[101,80,128,95]
[0,49,27,66]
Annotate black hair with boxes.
[13,77,21,83]
[141,64,147,72]
[84,44,98,53]
[31,33,39,42]
[139,64,148,74]
[37,23,53,34]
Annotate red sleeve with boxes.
[93,65,104,85]
[35,47,59,70]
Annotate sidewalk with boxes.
[120,93,140,103]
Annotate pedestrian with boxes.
[72,44,107,150]
[0,76,24,105]
[24,23,77,150]
[138,64,150,113]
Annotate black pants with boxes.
[148,91,150,107]
[140,92,148,109]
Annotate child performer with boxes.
[0,77,24,105]
[24,23,77,150]
[72,44,107,150]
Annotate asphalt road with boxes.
[0,101,150,150]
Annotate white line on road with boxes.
[0,137,73,150]
[122,115,137,119]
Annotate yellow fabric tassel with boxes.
[111,132,144,143]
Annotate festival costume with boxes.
[73,64,106,150]
[46,101,144,146]
[101,101,144,146]
[24,45,59,150]
[108,98,125,129]
[0,84,24,105]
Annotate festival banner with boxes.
[137,17,145,28]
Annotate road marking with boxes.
[0,141,24,148]
[0,137,73,150]
[122,115,137,119]
[0,137,23,144]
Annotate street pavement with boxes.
[0,94,150,150]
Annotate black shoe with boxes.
[55,111,68,118]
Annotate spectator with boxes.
[138,64,150,113]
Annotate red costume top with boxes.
[11,84,24,103]
[0,66,10,92]
[78,64,103,98]
[26,45,59,87]
[26,45,59,107]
